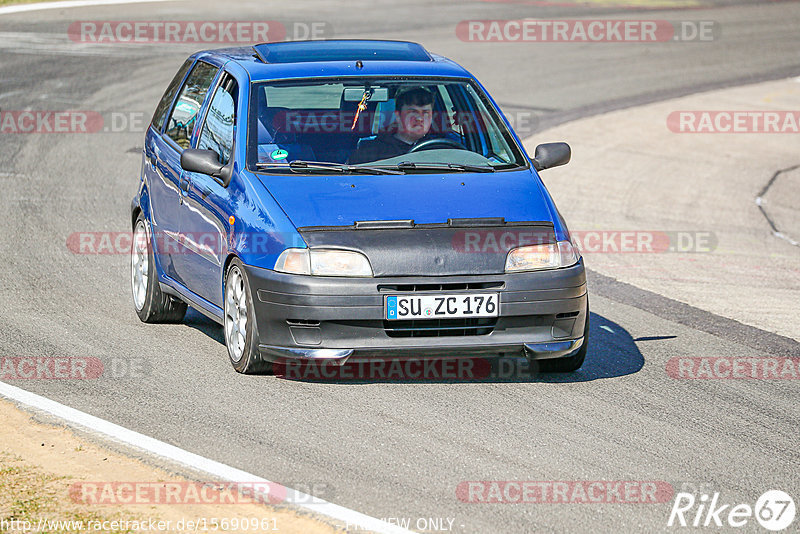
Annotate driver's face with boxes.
[396,104,433,142]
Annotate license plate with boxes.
[385,293,499,320]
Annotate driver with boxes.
[348,86,435,164]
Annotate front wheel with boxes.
[131,215,187,323]
[224,259,271,374]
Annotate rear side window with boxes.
[164,61,218,149]
[151,59,192,132]
[198,75,238,166]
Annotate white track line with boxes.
[0,0,176,16]
[0,382,415,534]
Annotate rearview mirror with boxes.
[180,149,232,186]
[343,87,389,102]
[532,142,571,172]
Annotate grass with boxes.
[0,452,142,534]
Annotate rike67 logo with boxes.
[668,490,795,531]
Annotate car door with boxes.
[175,72,238,308]
[144,59,192,281]
[152,59,219,287]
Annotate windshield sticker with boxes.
[270,148,289,160]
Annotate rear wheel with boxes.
[224,259,271,374]
[538,312,589,373]
[131,215,187,323]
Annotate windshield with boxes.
[247,78,528,174]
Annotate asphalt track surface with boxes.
[1,1,799,532]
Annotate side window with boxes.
[164,61,218,149]
[151,59,192,132]
[198,76,238,166]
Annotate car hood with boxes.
[254,169,559,275]
[255,169,555,229]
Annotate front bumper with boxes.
[246,261,588,364]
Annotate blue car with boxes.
[130,40,589,374]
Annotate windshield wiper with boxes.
[392,162,496,173]
[256,160,403,175]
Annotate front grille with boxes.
[383,317,496,337]
[378,281,504,292]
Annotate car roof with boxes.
[194,40,473,82]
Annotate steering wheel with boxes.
[409,137,467,152]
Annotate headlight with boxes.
[505,241,580,272]
[275,248,373,277]
[274,248,311,275]
[310,249,373,277]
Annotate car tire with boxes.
[538,311,589,373]
[224,258,272,374]
[131,214,187,323]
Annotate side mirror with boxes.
[180,149,232,186]
[532,142,571,172]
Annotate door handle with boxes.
[147,143,161,168]
[178,175,190,206]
